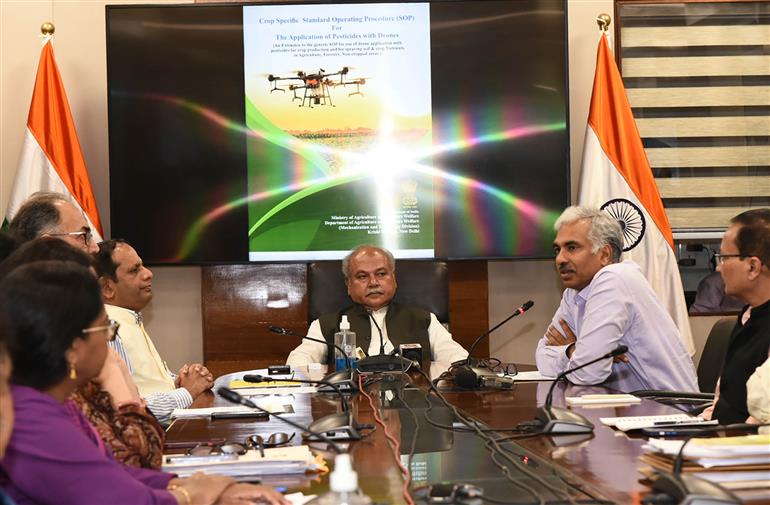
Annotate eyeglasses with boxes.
[46,229,93,247]
[714,253,744,265]
[82,319,120,341]
[246,432,295,457]
[491,362,519,377]
[187,442,247,456]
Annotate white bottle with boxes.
[306,454,372,505]
[334,315,358,371]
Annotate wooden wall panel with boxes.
[202,264,308,375]
[448,261,489,357]
[202,261,489,374]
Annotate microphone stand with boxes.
[453,300,534,389]
[465,300,534,366]
[535,345,628,434]
[242,375,362,441]
[217,387,344,452]
[271,325,359,392]
[357,311,406,373]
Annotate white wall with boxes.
[0,0,199,371]
[0,1,715,370]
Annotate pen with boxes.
[211,411,269,420]
[165,454,238,464]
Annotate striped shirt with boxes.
[109,335,192,424]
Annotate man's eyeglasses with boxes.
[187,442,247,456]
[82,319,120,341]
[246,432,295,457]
[714,253,744,265]
[46,229,93,247]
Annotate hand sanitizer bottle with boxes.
[334,315,358,371]
[306,454,372,505]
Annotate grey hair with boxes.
[341,245,396,280]
[554,205,623,262]
[8,192,70,243]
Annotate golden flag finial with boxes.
[596,14,611,32]
[41,22,55,36]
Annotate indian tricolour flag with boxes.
[578,33,694,355]
[4,37,103,240]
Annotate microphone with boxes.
[243,374,349,411]
[466,300,534,366]
[646,423,763,505]
[270,325,359,392]
[217,387,344,451]
[240,375,362,441]
[218,387,365,495]
[535,345,628,434]
[453,300,534,389]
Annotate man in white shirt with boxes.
[95,239,213,422]
[286,245,468,366]
[536,206,697,392]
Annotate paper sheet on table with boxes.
[171,399,292,419]
[286,493,317,505]
[507,370,553,381]
[233,386,316,395]
[566,394,642,406]
[230,379,305,389]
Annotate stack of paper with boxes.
[640,434,770,492]
[162,445,322,479]
[600,413,716,431]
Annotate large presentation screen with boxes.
[106,1,569,264]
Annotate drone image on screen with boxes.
[267,67,367,108]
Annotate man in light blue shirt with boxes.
[536,206,697,392]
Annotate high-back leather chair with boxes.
[697,316,735,393]
[307,260,449,325]
[632,316,737,408]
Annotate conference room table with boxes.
[164,364,695,505]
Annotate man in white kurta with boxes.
[96,239,213,422]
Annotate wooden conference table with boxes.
[165,364,687,505]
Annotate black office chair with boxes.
[696,316,734,393]
[631,316,735,407]
[307,260,449,325]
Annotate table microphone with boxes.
[270,325,359,392]
[453,300,534,389]
[645,423,764,505]
[535,345,628,434]
[217,386,344,452]
[242,374,362,441]
[465,300,534,366]
[356,311,407,373]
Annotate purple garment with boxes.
[0,385,175,505]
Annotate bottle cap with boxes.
[340,315,351,331]
[329,454,358,492]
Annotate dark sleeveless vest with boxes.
[317,303,432,365]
